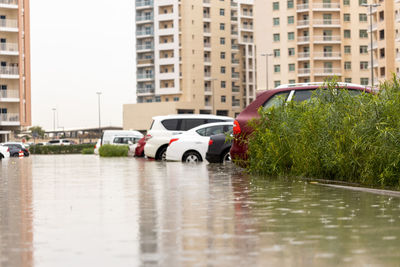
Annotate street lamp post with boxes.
[261,53,273,90]
[52,108,56,132]
[96,92,102,136]
[362,3,380,87]
[210,78,217,115]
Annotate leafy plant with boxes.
[98,145,129,157]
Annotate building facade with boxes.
[0,0,31,142]
[256,0,397,90]
[124,0,256,131]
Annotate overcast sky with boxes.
[31,0,135,130]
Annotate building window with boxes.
[344,14,350,22]
[380,67,385,77]
[344,78,352,83]
[155,96,161,102]
[288,64,295,72]
[379,11,384,21]
[220,37,225,44]
[220,9,225,16]
[360,61,368,70]
[288,16,294,24]
[287,0,294,9]
[380,48,385,58]
[274,64,281,73]
[274,49,280,57]
[273,33,280,42]
[360,78,369,85]
[360,45,368,54]
[173,97,179,102]
[359,0,367,5]
[221,66,226,73]
[288,32,295,40]
[359,30,368,38]
[274,80,281,87]
[221,95,226,103]
[273,17,280,26]
[379,30,384,40]
[359,14,367,22]
[221,81,226,88]
[288,79,296,84]
[273,2,279,10]
[344,46,351,54]
[344,30,351,38]
[220,23,225,30]
[344,61,351,70]
[343,0,350,5]
[220,52,225,59]
[288,47,295,56]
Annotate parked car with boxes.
[230,82,371,163]
[101,130,143,146]
[134,137,146,157]
[47,139,72,146]
[206,133,233,163]
[145,114,234,161]
[2,142,29,157]
[166,122,234,163]
[0,144,10,159]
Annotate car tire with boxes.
[11,153,19,157]
[221,150,231,163]
[156,146,168,161]
[0,154,3,160]
[182,151,202,163]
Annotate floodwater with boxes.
[1,155,400,267]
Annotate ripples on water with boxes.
[1,155,400,267]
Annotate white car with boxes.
[47,139,72,146]
[166,122,234,163]
[144,114,234,160]
[101,130,143,146]
[0,144,10,159]
[94,139,101,155]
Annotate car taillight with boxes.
[208,139,214,146]
[233,120,241,135]
[145,134,152,141]
[94,144,97,149]
[6,148,9,152]
[169,138,179,145]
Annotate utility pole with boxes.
[96,92,102,136]
[261,53,273,89]
[52,108,56,132]
[362,3,380,87]
[210,78,217,115]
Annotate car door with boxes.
[194,125,228,159]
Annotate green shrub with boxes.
[30,144,94,154]
[98,144,128,157]
[81,148,94,154]
[246,76,400,189]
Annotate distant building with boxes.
[255,0,398,89]
[0,0,31,142]
[124,0,256,131]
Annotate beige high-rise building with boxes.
[255,0,397,90]
[124,0,256,131]
[0,0,31,142]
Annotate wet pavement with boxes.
[1,155,400,267]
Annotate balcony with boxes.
[313,52,341,60]
[136,15,153,23]
[297,20,310,28]
[231,1,238,8]
[298,68,311,76]
[298,52,310,60]
[0,65,18,78]
[396,14,400,23]
[232,72,239,79]
[314,68,342,76]
[231,44,239,50]
[0,89,19,102]
[137,58,154,66]
[204,86,212,95]
[203,0,211,5]
[0,19,18,32]
[0,0,18,8]
[136,0,153,8]
[312,3,340,11]
[241,11,253,17]
[204,72,211,78]
[204,42,211,50]
[396,33,400,42]
[0,113,19,126]
[397,52,400,62]
[231,16,238,23]
[313,19,341,28]
[313,35,341,44]
[136,29,154,37]
[367,23,378,33]
[296,3,309,12]
[137,73,154,81]
[368,41,378,51]
[241,24,253,31]
[297,36,310,44]
[137,87,155,95]
[0,42,18,55]
[232,86,240,93]
[203,13,210,19]
[367,6,377,15]
[136,44,154,51]
[231,59,239,64]
[232,100,240,107]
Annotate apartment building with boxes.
[255,0,396,89]
[124,0,256,131]
[0,0,31,142]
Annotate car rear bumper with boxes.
[206,153,221,163]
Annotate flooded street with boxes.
[1,155,400,267]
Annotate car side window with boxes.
[161,119,179,130]
[292,90,314,102]
[205,126,225,136]
[196,128,207,136]
[262,91,290,110]
[181,119,205,131]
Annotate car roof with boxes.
[152,114,233,121]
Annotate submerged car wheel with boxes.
[156,146,168,161]
[222,151,231,163]
[183,151,202,163]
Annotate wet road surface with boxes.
[1,155,400,266]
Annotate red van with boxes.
[230,83,371,163]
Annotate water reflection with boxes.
[1,156,400,266]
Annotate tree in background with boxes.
[29,126,45,140]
